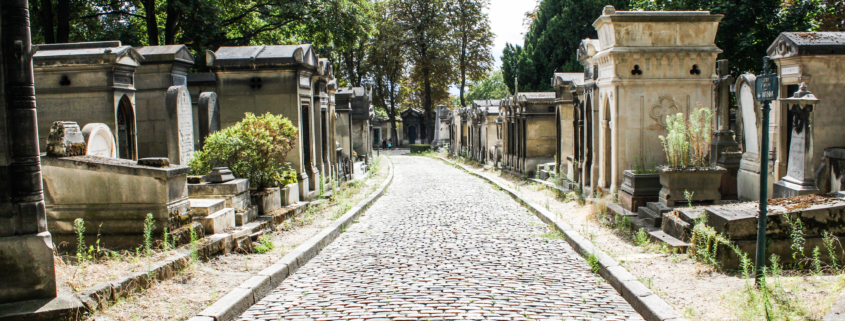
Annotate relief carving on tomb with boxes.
[774,39,796,58]
[649,95,680,128]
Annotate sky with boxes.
[487,0,537,69]
[449,0,536,95]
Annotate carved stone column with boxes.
[0,0,57,303]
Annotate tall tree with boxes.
[465,69,509,102]
[368,0,406,145]
[393,0,455,142]
[449,0,494,107]
[501,0,630,92]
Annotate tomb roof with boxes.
[472,100,501,108]
[208,44,319,69]
[187,72,216,85]
[767,32,845,59]
[136,45,195,64]
[401,108,425,118]
[553,73,583,87]
[34,41,143,67]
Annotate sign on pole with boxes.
[753,57,778,283]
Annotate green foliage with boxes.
[783,213,806,260]
[190,112,298,189]
[659,113,690,169]
[501,0,630,93]
[143,213,155,257]
[823,231,840,271]
[631,0,819,75]
[410,144,432,154]
[464,70,510,103]
[74,218,86,262]
[687,106,713,167]
[631,155,658,174]
[585,251,601,273]
[635,228,650,246]
[189,226,199,264]
[659,106,713,169]
[684,190,695,207]
[254,235,275,254]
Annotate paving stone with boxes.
[238,156,643,321]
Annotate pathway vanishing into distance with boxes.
[238,156,643,321]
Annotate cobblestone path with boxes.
[239,156,643,321]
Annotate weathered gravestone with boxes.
[197,92,220,149]
[46,121,87,157]
[773,83,821,198]
[736,74,774,201]
[81,123,117,158]
[166,86,194,165]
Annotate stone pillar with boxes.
[711,59,741,200]
[0,0,57,303]
[773,83,821,198]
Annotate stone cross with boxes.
[198,92,220,149]
[166,86,195,165]
[714,60,735,131]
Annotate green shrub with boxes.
[410,144,431,154]
[190,112,298,189]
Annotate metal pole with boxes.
[756,99,770,282]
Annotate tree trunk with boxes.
[459,44,467,107]
[164,0,179,45]
[55,0,69,43]
[423,63,433,143]
[388,78,397,146]
[143,0,159,46]
[39,0,55,43]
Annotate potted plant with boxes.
[657,107,726,207]
[620,155,661,212]
[190,112,298,214]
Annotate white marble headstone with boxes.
[166,86,194,165]
[738,81,759,156]
[81,123,116,158]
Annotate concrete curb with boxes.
[435,156,685,321]
[193,157,395,321]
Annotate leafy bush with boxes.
[190,112,298,189]
[410,144,431,153]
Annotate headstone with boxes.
[736,74,773,201]
[81,123,116,158]
[207,167,235,183]
[773,83,821,198]
[46,121,87,157]
[197,92,220,149]
[711,59,739,164]
[165,86,194,165]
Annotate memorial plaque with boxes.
[755,75,778,101]
[198,92,220,148]
[81,123,116,158]
[166,86,194,165]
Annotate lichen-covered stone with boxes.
[46,121,86,157]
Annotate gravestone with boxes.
[166,86,194,165]
[81,123,117,158]
[197,92,220,149]
[46,121,87,157]
[736,74,774,201]
[773,83,821,198]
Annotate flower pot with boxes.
[619,170,662,212]
[251,187,281,214]
[657,166,727,207]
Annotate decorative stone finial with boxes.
[603,5,616,15]
[793,82,811,98]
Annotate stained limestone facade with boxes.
[585,6,722,194]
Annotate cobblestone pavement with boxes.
[239,156,643,321]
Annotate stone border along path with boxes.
[189,156,395,321]
[436,156,685,321]
[232,156,647,321]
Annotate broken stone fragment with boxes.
[138,157,170,167]
[46,121,87,157]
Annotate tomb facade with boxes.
[500,91,557,177]
[335,87,356,180]
[207,44,326,200]
[401,108,426,145]
[552,73,583,181]
[767,32,845,194]
[33,41,143,160]
[469,100,501,164]
[134,45,195,159]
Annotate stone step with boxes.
[637,206,663,228]
[194,208,235,234]
[235,206,257,226]
[647,230,691,253]
[661,212,692,243]
[646,201,674,214]
[190,198,227,217]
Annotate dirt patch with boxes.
[82,158,390,320]
[768,194,843,212]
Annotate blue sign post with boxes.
[754,57,778,284]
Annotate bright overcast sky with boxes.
[487,0,537,69]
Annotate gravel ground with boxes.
[238,155,642,321]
